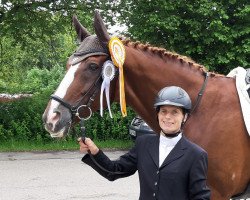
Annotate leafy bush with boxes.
[0,94,134,142]
[0,65,135,142]
[84,105,135,141]
[0,92,50,142]
[21,64,65,93]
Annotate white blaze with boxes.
[47,64,80,122]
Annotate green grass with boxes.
[0,139,134,152]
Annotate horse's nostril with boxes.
[51,111,60,122]
[47,122,53,130]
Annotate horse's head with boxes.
[42,11,117,137]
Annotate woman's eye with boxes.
[160,110,166,115]
[172,110,180,115]
[88,63,99,71]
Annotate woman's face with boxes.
[158,105,185,134]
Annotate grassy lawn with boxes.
[0,139,134,152]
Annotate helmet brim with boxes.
[154,100,187,109]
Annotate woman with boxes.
[79,86,211,200]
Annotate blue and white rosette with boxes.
[100,60,116,118]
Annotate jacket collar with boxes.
[147,135,189,168]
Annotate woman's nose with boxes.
[163,113,171,118]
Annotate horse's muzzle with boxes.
[42,106,72,138]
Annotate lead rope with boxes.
[79,118,128,175]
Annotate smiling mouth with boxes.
[163,121,174,126]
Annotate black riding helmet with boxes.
[154,86,192,113]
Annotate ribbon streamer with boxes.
[100,77,113,118]
[118,66,126,116]
[100,60,116,118]
[109,37,127,117]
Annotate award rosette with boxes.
[100,60,116,118]
[108,37,127,117]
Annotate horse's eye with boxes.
[88,63,99,71]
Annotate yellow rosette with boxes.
[108,37,127,117]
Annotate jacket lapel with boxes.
[160,136,188,169]
[147,135,160,168]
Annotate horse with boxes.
[42,11,250,200]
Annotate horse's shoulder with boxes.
[182,136,208,156]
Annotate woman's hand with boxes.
[78,137,99,155]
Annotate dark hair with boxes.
[156,106,189,115]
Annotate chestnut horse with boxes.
[42,11,250,200]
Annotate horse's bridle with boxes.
[51,67,129,175]
[51,73,102,121]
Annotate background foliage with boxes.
[95,0,250,74]
[0,0,249,143]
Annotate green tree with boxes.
[0,2,135,143]
[0,1,94,44]
[94,0,250,74]
[0,1,96,93]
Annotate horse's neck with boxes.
[120,46,206,131]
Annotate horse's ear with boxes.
[94,10,110,47]
[72,15,91,42]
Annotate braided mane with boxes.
[122,39,220,77]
